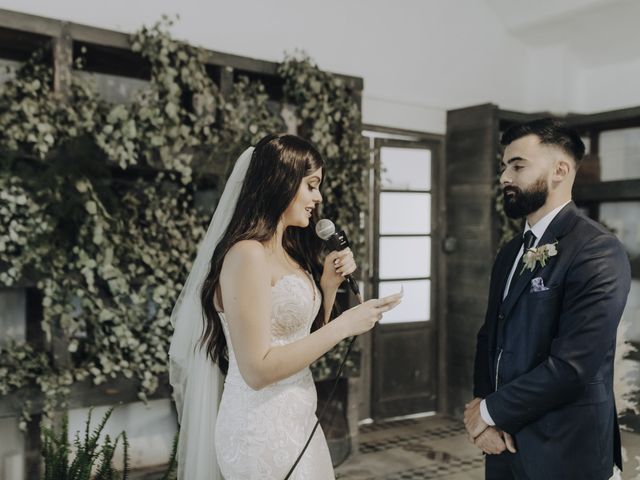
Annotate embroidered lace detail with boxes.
[216,274,335,479]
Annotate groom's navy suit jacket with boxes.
[473,202,631,480]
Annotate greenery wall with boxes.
[0,19,369,428]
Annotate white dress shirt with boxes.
[480,200,571,426]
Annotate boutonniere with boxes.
[520,242,558,274]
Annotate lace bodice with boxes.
[219,273,322,388]
[215,273,335,479]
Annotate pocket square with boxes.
[530,277,549,292]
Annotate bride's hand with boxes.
[321,248,357,291]
[335,292,403,338]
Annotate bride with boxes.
[169,134,402,479]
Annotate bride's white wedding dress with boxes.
[215,273,336,479]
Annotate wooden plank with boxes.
[446,128,498,184]
[53,23,72,102]
[443,232,493,258]
[68,22,130,49]
[0,26,50,61]
[373,326,436,418]
[565,106,640,130]
[630,255,640,280]
[446,103,498,129]
[204,50,276,77]
[497,105,640,132]
[74,41,151,80]
[445,343,476,416]
[573,179,640,202]
[0,9,62,37]
[445,104,498,417]
[23,288,44,479]
[0,9,363,90]
[497,109,553,129]
[0,374,172,418]
[362,124,443,142]
[447,311,485,335]
[24,415,42,480]
[217,65,234,97]
[447,290,488,319]
[446,201,494,233]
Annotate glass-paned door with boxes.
[371,139,439,419]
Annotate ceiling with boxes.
[484,0,640,67]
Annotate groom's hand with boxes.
[502,430,516,453]
[473,427,507,455]
[464,397,488,439]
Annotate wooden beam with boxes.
[0,8,363,90]
[498,109,554,127]
[52,23,72,101]
[23,289,44,479]
[24,416,42,480]
[573,179,640,202]
[0,373,172,419]
[217,65,234,98]
[0,26,50,62]
[0,9,63,38]
[565,106,640,130]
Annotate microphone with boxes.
[315,219,362,303]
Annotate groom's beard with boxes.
[503,177,548,219]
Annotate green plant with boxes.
[279,52,369,380]
[42,407,130,480]
[159,431,179,480]
[0,18,366,431]
[279,52,369,257]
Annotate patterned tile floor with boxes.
[130,414,640,479]
[335,415,640,480]
[335,415,485,480]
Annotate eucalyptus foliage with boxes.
[0,18,368,432]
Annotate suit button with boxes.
[498,313,504,321]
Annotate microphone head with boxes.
[315,218,335,240]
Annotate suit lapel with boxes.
[500,228,557,318]
[500,202,579,319]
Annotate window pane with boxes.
[599,201,640,429]
[599,128,640,181]
[379,279,430,323]
[599,202,640,256]
[380,147,431,190]
[379,236,430,279]
[75,71,150,104]
[380,192,430,234]
[0,59,19,86]
[599,202,640,338]
[0,289,26,345]
[581,136,591,155]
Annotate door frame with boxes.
[362,126,446,420]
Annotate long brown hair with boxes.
[199,134,326,373]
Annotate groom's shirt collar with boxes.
[524,200,571,247]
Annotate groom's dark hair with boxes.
[501,118,586,166]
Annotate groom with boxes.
[465,119,631,479]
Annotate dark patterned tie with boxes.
[523,230,537,252]
[507,230,538,296]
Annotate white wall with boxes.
[1,1,639,127]
[489,0,640,115]
[67,400,177,471]
[0,290,25,480]
[0,0,537,134]
[575,58,640,113]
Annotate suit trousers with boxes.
[485,452,529,480]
